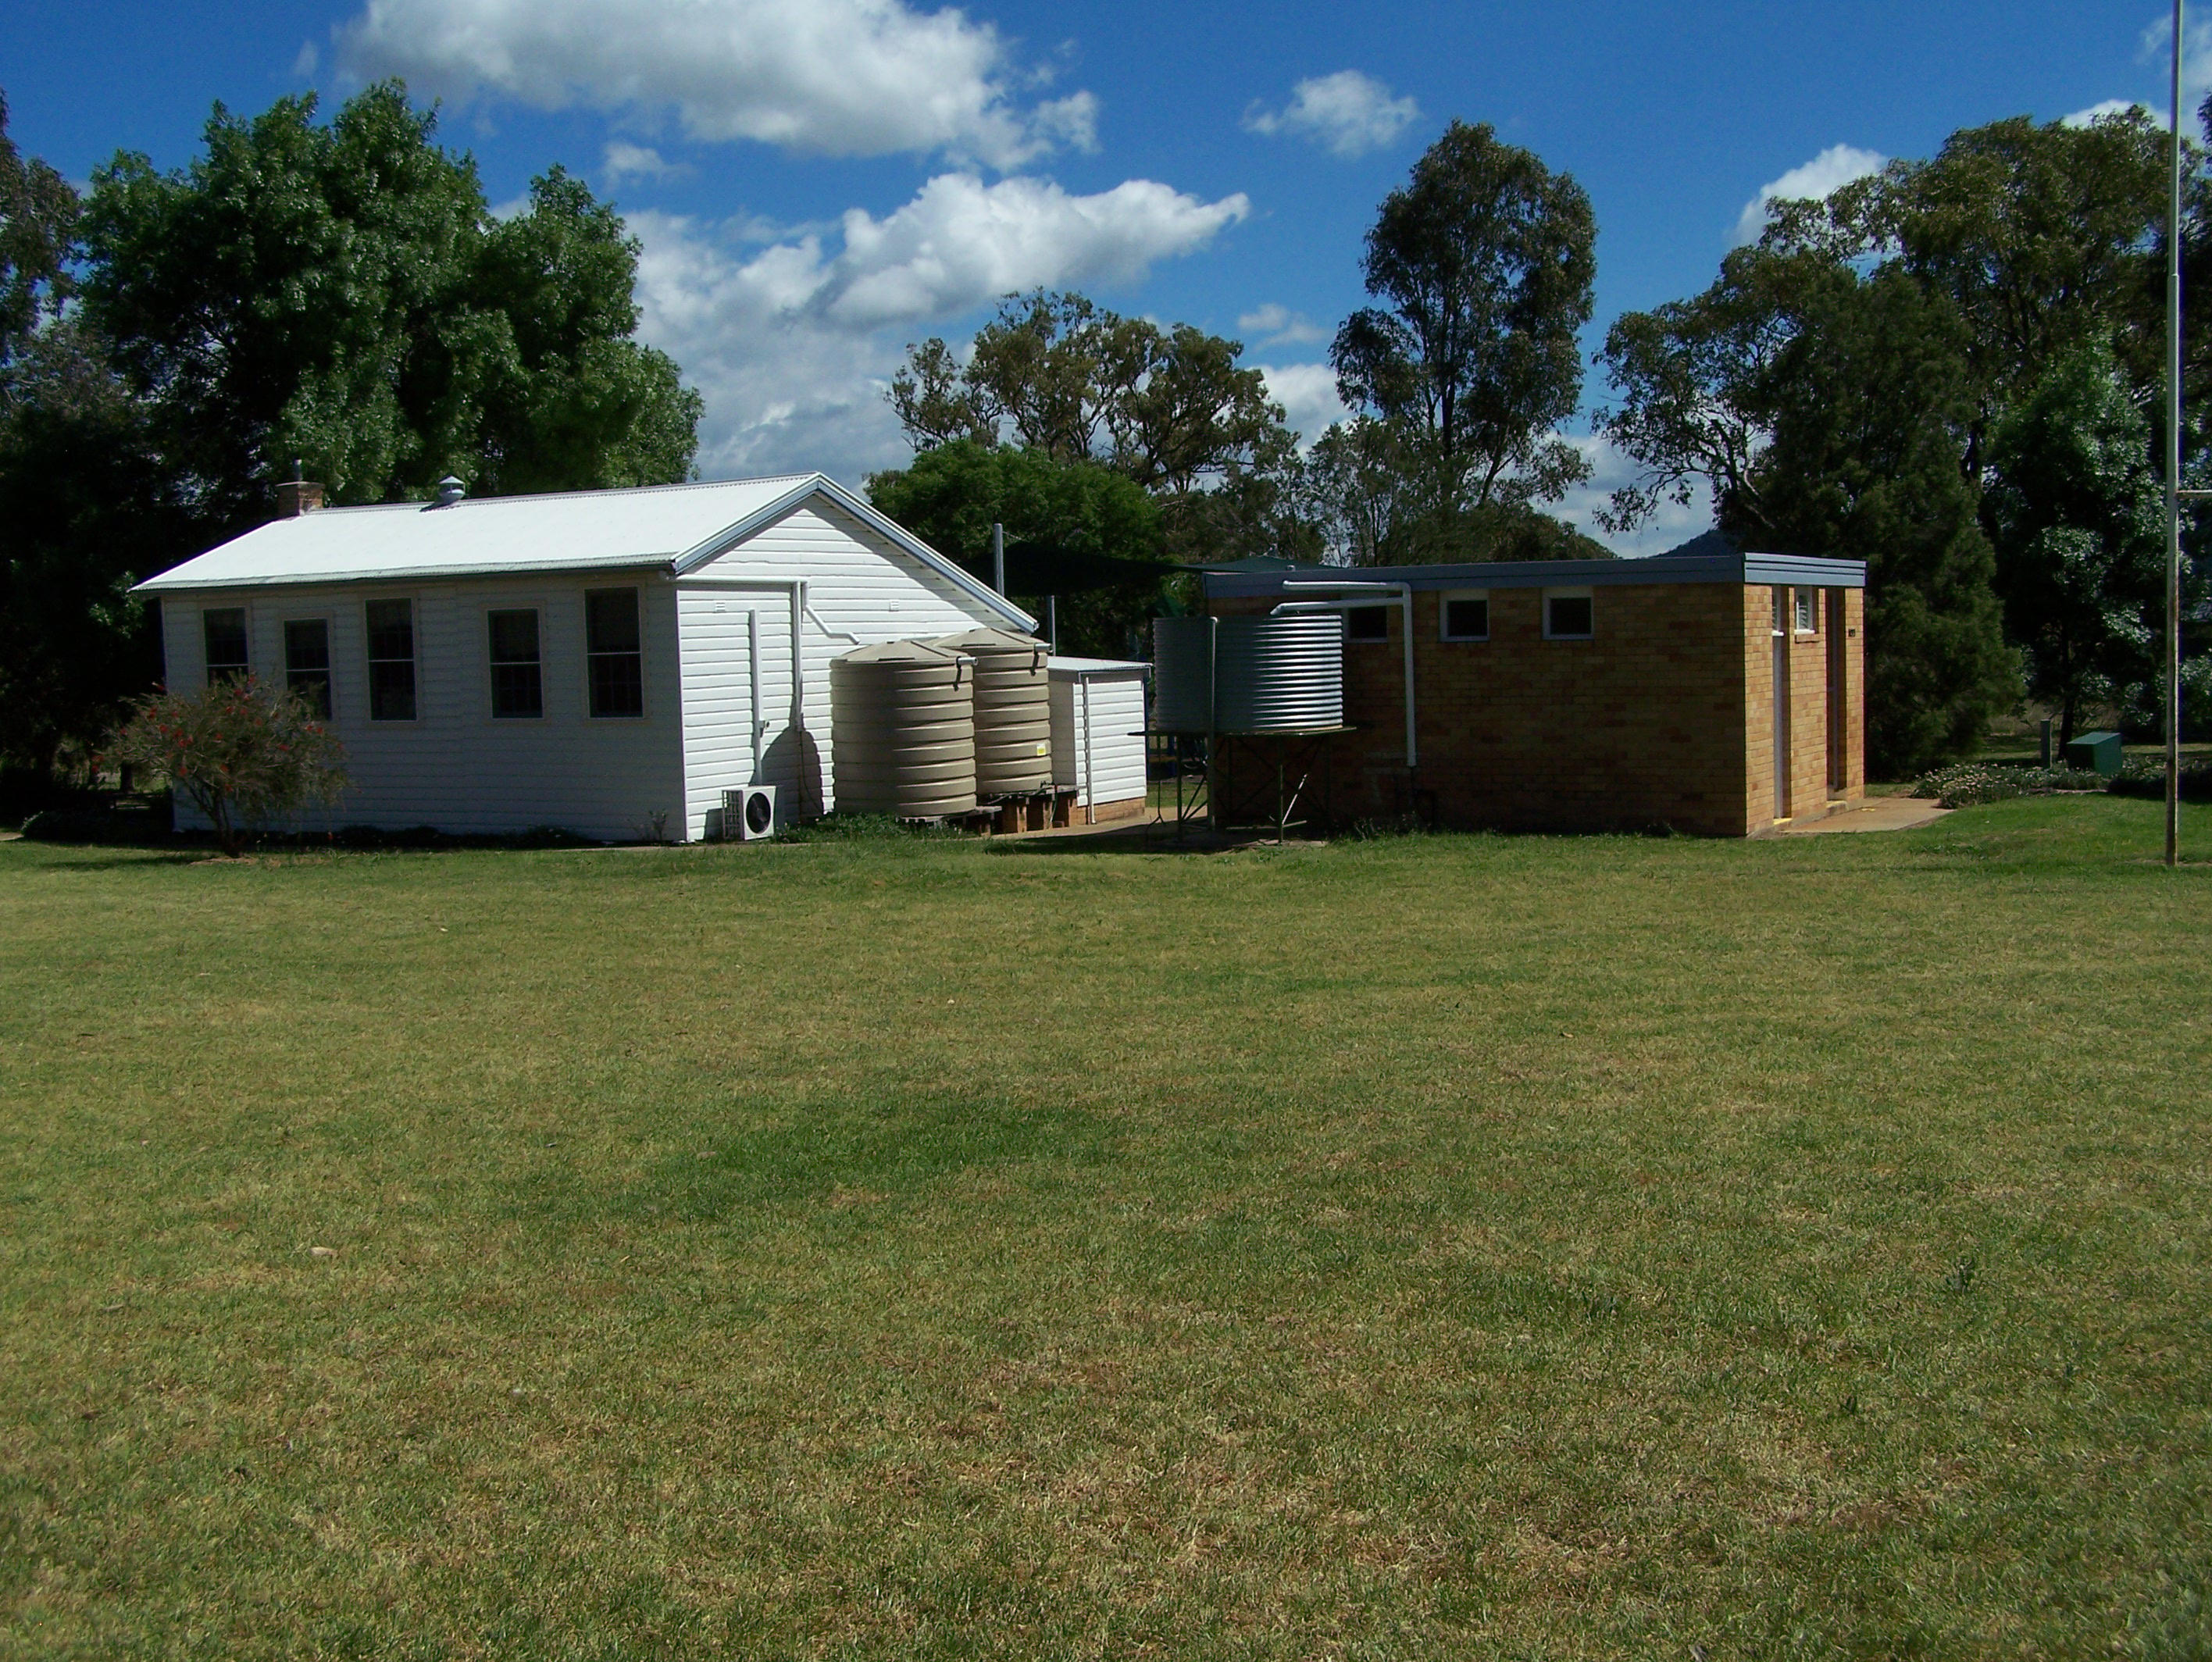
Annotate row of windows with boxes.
[1344,588,1596,645]
[1343,585,1836,645]
[201,589,647,722]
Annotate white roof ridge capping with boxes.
[133,473,1036,629]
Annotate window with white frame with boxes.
[366,598,418,721]
[1795,587,1819,634]
[1440,590,1490,641]
[1543,587,1594,640]
[284,619,331,717]
[203,608,248,685]
[487,608,543,719]
[585,587,644,717]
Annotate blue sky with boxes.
[0,0,2189,552]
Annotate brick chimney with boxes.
[276,478,326,518]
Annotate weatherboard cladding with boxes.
[1047,662,1148,809]
[675,502,1007,838]
[152,479,1030,841]
[1202,551,1867,601]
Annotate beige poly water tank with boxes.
[830,640,977,818]
[930,628,1053,797]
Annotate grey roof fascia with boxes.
[669,473,1038,631]
[1743,552,1868,588]
[1205,551,1866,599]
[135,551,679,594]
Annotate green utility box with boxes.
[2064,730,2124,776]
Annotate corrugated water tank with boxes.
[929,629,1054,797]
[830,641,976,818]
[1151,615,1344,733]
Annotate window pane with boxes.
[369,661,416,722]
[590,653,644,718]
[284,619,332,718]
[585,588,644,716]
[203,608,248,683]
[1444,598,1488,639]
[492,663,543,719]
[1346,605,1389,641]
[586,588,640,654]
[487,608,539,665]
[1547,596,1593,637]
[1796,589,1818,633]
[366,599,416,721]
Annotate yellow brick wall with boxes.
[1211,579,1864,837]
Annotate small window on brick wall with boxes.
[1543,588,1594,640]
[1795,587,1818,634]
[1345,605,1390,642]
[1440,590,1490,641]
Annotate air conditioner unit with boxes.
[722,783,778,841]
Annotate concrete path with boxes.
[1779,797,1951,835]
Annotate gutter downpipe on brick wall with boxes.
[1275,580,1418,771]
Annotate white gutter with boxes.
[1276,580,1418,769]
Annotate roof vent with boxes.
[433,475,466,508]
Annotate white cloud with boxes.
[1238,303,1328,347]
[630,173,1250,480]
[1550,433,1716,561]
[2063,97,2149,128]
[1244,70,1419,159]
[602,141,686,184]
[2064,13,2212,126]
[339,0,1097,168]
[1730,144,1886,246]
[1256,363,1347,448]
[293,40,320,79]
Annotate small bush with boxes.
[106,679,347,855]
[2107,758,2212,803]
[1911,763,2108,808]
[776,812,958,843]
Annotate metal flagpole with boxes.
[2167,0,2186,868]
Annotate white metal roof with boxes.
[132,473,1035,629]
[1048,655,1151,676]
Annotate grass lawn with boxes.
[2,799,2210,1660]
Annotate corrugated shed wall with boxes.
[1050,674,1148,807]
[160,576,687,841]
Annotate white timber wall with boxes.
[1051,672,1148,808]
[157,575,687,841]
[676,501,1010,838]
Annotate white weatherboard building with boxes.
[137,474,1148,842]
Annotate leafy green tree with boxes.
[0,324,191,781]
[1297,416,1608,565]
[890,290,1304,563]
[80,83,698,527]
[1766,112,2169,480]
[0,88,74,375]
[865,439,1176,657]
[1739,262,2018,775]
[1330,120,1596,512]
[1985,338,2192,744]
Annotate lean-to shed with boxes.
[134,474,1034,842]
[1048,657,1150,822]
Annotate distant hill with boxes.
[1659,528,1740,559]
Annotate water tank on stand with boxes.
[929,628,1053,797]
[830,641,977,818]
[1151,615,1344,733]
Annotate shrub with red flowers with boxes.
[106,678,348,855]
